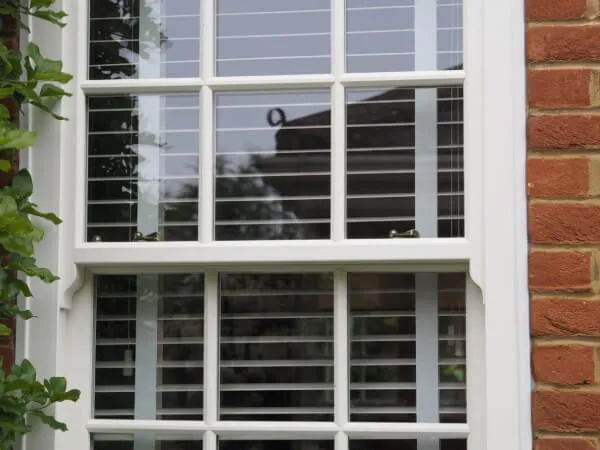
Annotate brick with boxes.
[528,158,589,198]
[529,115,600,150]
[535,438,597,450]
[529,251,592,292]
[532,297,600,336]
[532,345,594,385]
[529,69,591,109]
[528,25,600,63]
[534,391,600,431]
[526,0,587,21]
[529,203,600,243]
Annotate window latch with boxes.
[389,228,420,239]
[133,231,162,242]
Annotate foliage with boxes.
[0,0,79,446]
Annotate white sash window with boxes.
[22,1,529,449]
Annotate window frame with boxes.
[20,0,530,449]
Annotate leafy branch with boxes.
[0,0,79,447]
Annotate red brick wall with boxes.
[0,15,19,374]
[528,0,600,448]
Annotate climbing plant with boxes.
[0,0,79,447]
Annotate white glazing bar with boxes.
[205,431,217,450]
[88,420,208,433]
[203,0,215,79]
[415,1,440,450]
[341,71,464,88]
[79,72,463,94]
[343,422,469,439]
[334,270,349,426]
[336,431,349,450]
[200,0,215,243]
[204,271,219,426]
[133,274,159,450]
[332,0,346,241]
[200,87,214,242]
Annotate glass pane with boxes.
[93,434,202,450]
[220,442,334,450]
[87,94,200,242]
[215,91,331,240]
[219,273,334,421]
[89,0,200,79]
[94,274,204,421]
[216,0,331,76]
[346,0,462,72]
[350,440,467,450]
[346,87,464,239]
[348,273,466,423]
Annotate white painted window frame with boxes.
[19,0,530,449]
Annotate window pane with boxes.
[346,87,464,239]
[87,94,200,242]
[92,434,202,450]
[94,274,204,420]
[216,0,331,76]
[89,0,200,79]
[215,91,331,240]
[220,442,334,450]
[219,273,334,421]
[346,0,462,72]
[348,273,466,423]
[350,440,466,450]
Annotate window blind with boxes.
[87,94,200,242]
[215,91,331,241]
[219,273,335,421]
[94,272,465,425]
[216,0,331,76]
[89,0,201,79]
[94,274,205,420]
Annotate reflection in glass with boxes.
[350,440,466,450]
[215,91,331,240]
[220,441,334,450]
[216,0,331,76]
[87,94,200,242]
[219,273,334,421]
[94,274,204,421]
[92,434,202,450]
[346,0,463,72]
[345,88,464,239]
[348,273,466,423]
[89,0,200,79]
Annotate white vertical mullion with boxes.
[200,86,215,243]
[336,431,349,450]
[415,1,440,450]
[331,0,346,241]
[204,270,219,428]
[203,0,216,80]
[334,270,349,427]
[200,0,215,243]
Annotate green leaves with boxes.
[0,358,80,446]
[0,1,76,448]
[0,125,36,151]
